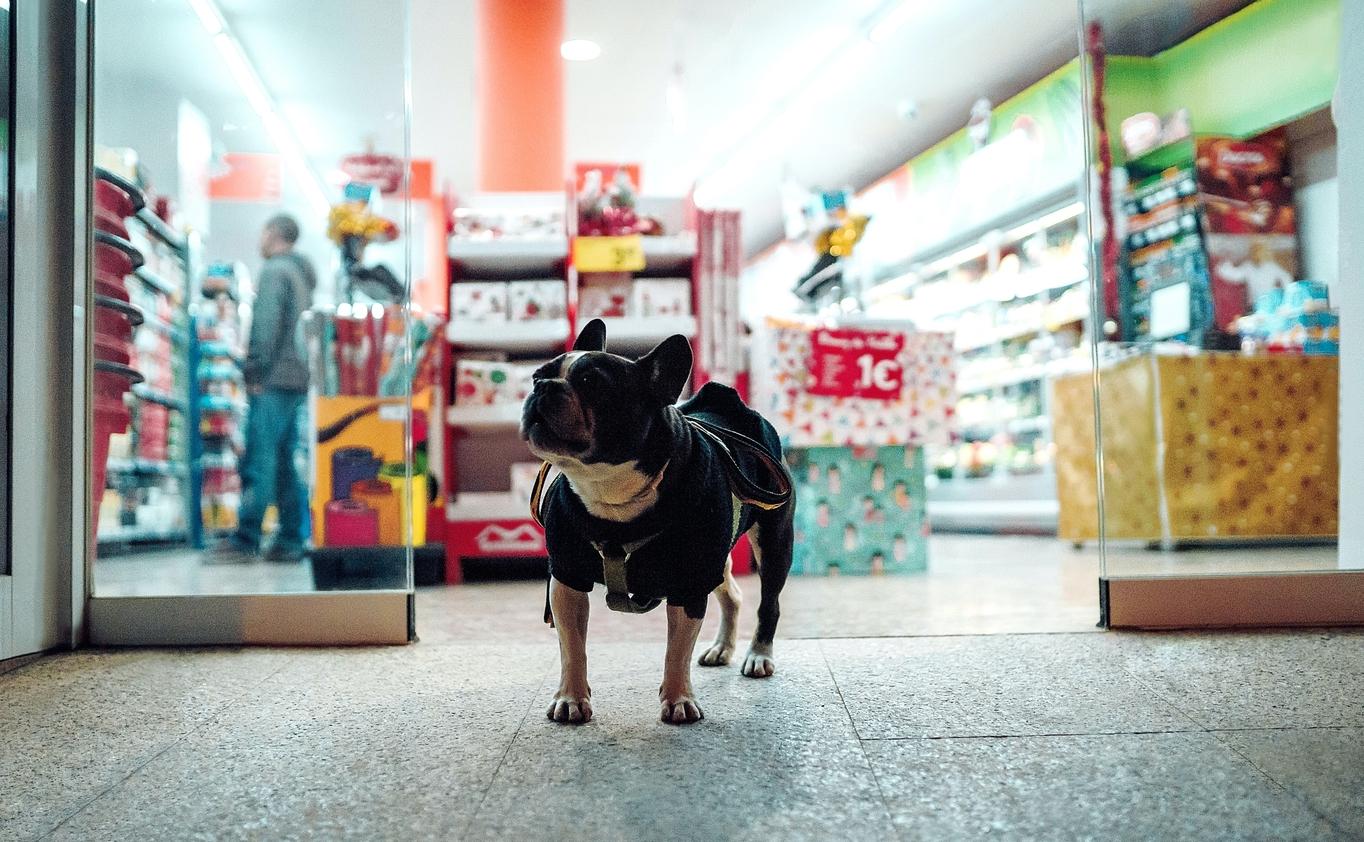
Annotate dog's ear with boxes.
[638,334,693,405]
[572,318,607,352]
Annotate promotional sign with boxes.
[208,152,281,203]
[757,318,956,449]
[341,151,405,194]
[572,234,646,273]
[574,162,641,194]
[807,328,905,400]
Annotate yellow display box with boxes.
[312,389,431,547]
[1054,352,1338,543]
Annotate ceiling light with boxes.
[868,0,921,44]
[560,39,601,61]
[188,0,225,35]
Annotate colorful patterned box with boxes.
[787,445,928,576]
[578,273,632,318]
[631,278,692,317]
[455,359,532,406]
[508,280,567,321]
[450,282,509,322]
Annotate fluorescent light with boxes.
[868,0,921,44]
[1004,201,1085,243]
[560,39,601,61]
[188,0,224,35]
[197,1,329,216]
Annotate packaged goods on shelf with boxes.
[507,280,567,321]
[579,273,632,318]
[630,278,692,317]
[452,207,565,241]
[509,462,541,511]
[451,282,509,322]
[454,359,533,406]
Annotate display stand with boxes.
[440,188,738,582]
[92,168,196,551]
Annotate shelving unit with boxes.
[440,189,718,582]
[861,199,1092,533]
[93,168,195,552]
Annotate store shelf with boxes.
[96,527,189,546]
[134,266,180,298]
[447,491,531,522]
[1007,415,1051,435]
[639,234,698,273]
[132,385,185,411]
[955,308,1087,353]
[448,238,566,276]
[599,315,698,351]
[446,318,569,353]
[958,358,1090,395]
[106,458,185,477]
[446,403,523,432]
[133,207,188,253]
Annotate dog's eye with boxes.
[577,370,605,391]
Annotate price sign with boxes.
[806,327,905,400]
[573,235,646,273]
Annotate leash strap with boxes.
[686,418,793,511]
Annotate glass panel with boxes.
[1,0,11,576]
[90,0,420,595]
[1078,0,1349,578]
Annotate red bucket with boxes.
[93,334,133,367]
[94,231,144,278]
[90,360,142,546]
[324,499,379,547]
[93,296,142,343]
[94,206,130,239]
[94,168,145,218]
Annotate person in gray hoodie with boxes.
[207,213,315,563]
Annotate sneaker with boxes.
[264,543,308,563]
[202,538,256,565]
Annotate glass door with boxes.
[1076,0,1364,627]
[86,0,423,644]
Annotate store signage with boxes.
[574,162,641,193]
[450,520,545,556]
[341,152,405,193]
[572,235,646,273]
[208,152,281,204]
[806,327,905,400]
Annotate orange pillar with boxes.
[476,0,565,191]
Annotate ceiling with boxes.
[95,0,1253,258]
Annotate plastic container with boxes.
[94,167,146,218]
[91,360,143,548]
[378,463,427,546]
[351,479,401,546]
[94,296,143,342]
[323,499,379,547]
[330,446,381,501]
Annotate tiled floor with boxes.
[5,537,1362,840]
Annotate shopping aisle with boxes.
[3,622,1360,838]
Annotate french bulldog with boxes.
[520,318,794,725]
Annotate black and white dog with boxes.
[520,319,794,724]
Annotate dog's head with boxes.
[520,318,692,465]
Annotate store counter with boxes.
[1053,351,1338,543]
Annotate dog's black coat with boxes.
[541,381,783,619]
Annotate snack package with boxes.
[508,280,567,321]
[450,282,509,322]
[578,273,632,318]
[630,279,692,317]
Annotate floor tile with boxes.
[521,640,857,742]
[1217,727,1364,838]
[1113,630,1364,729]
[0,648,292,839]
[866,732,1345,841]
[468,731,892,841]
[821,634,1194,739]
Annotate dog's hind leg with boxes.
[698,554,742,667]
[741,504,794,678]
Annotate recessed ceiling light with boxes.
[560,39,602,62]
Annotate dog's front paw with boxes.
[698,641,734,667]
[659,689,704,724]
[546,689,593,724]
[741,648,775,678]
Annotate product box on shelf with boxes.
[630,278,692,317]
[455,359,531,406]
[578,273,632,318]
[507,280,567,321]
[451,282,509,322]
[788,445,928,576]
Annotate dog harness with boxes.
[531,416,792,621]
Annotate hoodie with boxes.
[244,251,316,393]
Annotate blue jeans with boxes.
[235,389,308,551]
